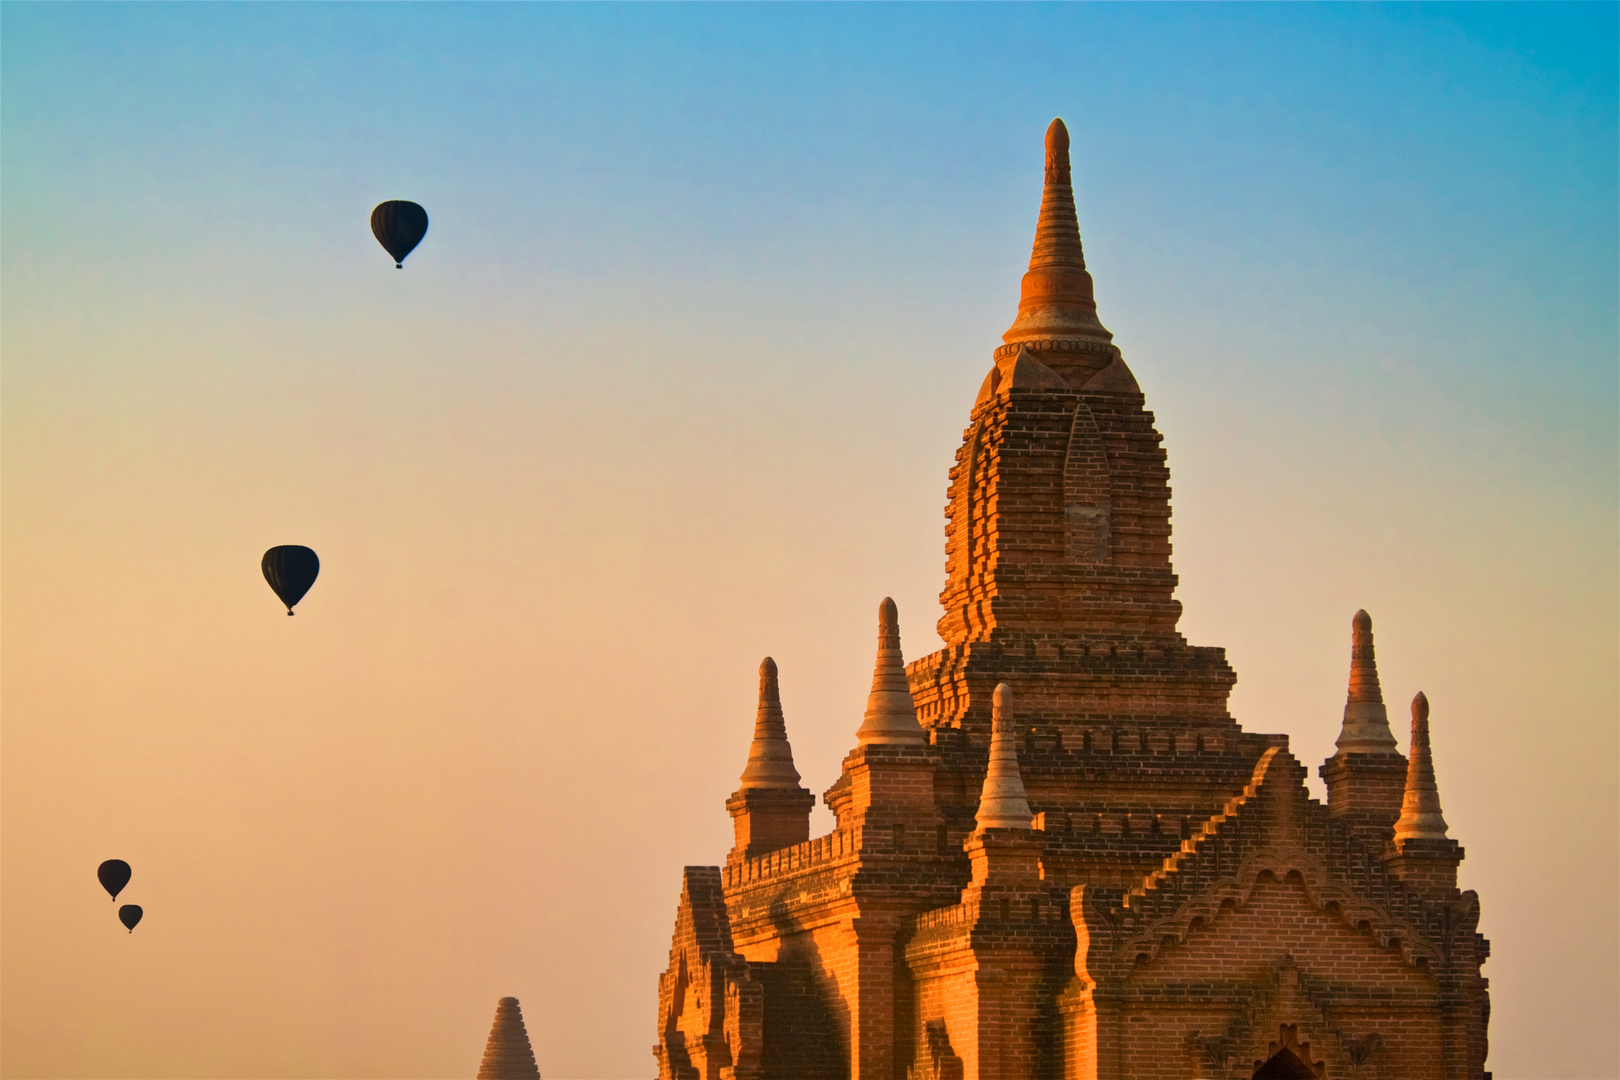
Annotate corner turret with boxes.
[964,684,1042,888]
[726,657,815,864]
[974,684,1033,832]
[1385,692,1463,895]
[824,600,940,843]
[1320,610,1408,832]
[855,598,927,745]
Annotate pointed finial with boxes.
[855,598,926,745]
[1393,692,1450,843]
[1003,118,1112,350]
[974,683,1033,831]
[1334,609,1399,755]
[477,996,541,1080]
[738,657,803,789]
[1045,118,1071,185]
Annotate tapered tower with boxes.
[910,118,1236,761]
[727,657,815,864]
[652,117,1489,1080]
[1320,610,1409,834]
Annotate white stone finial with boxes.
[1393,692,1450,843]
[855,598,926,746]
[974,683,1033,831]
[738,657,803,789]
[1335,609,1399,755]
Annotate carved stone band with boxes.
[994,338,1119,361]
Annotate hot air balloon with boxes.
[371,200,428,267]
[118,905,143,933]
[98,859,131,902]
[262,545,320,615]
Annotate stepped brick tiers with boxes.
[477,997,541,1080]
[652,119,1488,1080]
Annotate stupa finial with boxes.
[477,996,541,1080]
[855,598,926,745]
[738,657,803,789]
[974,684,1033,831]
[1002,118,1112,350]
[1334,609,1400,755]
[1393,692,1450,843]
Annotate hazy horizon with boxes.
[3,4,1615,1078]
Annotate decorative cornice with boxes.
[993,338,1120,362]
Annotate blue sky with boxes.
[4,5,1616,1077]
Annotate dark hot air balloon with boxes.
[262,545,320,615]
[370,200,428,267]
[98,859,131,902]
[118,905,143,933]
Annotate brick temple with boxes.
[652,119,1489,1080]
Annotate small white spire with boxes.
[1335,609,1399,755]
[974,684,1033,831]
[738,657,803,789]
[1393,692,1450,842]
[855,598,926,745]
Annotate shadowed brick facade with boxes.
[653,119,1489,1080]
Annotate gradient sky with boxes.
[3,4,1615,1078]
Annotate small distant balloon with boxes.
[370,200,428,268]
[118,905,143,933]
[98,859,131,902]
[262,545,320,615]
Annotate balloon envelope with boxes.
[370,200,428,267]
[262,545,320,614]
[118,905,143,933]
[98,859,131,901]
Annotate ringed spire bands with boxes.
[477,997,541,1080]
[1394,692,1451,843]
[1002,118,1114,355]
[855,598,926,745]
[1335,609,1401,755]
[974,684,1034,831]
[737,657,803,789]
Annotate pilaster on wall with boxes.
[847,915,901,1080]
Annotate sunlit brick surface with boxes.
[651,120,1488,1080]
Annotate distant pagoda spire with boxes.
[477,997,541,1080]
[1002,118,1113,350]
[1334,609,1400,755]
[738,657,803,789]
[1393,692,1450,843]
[855,598,926,745]
[974,684,1033,831]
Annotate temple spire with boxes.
[738,657,803,789]
[974,684,1033,831]
[1002,118,1113,350]
[855,598,926,745]
[477,997,541,1080]
[1334,610,1400,755]
[1393,692,1450,843]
